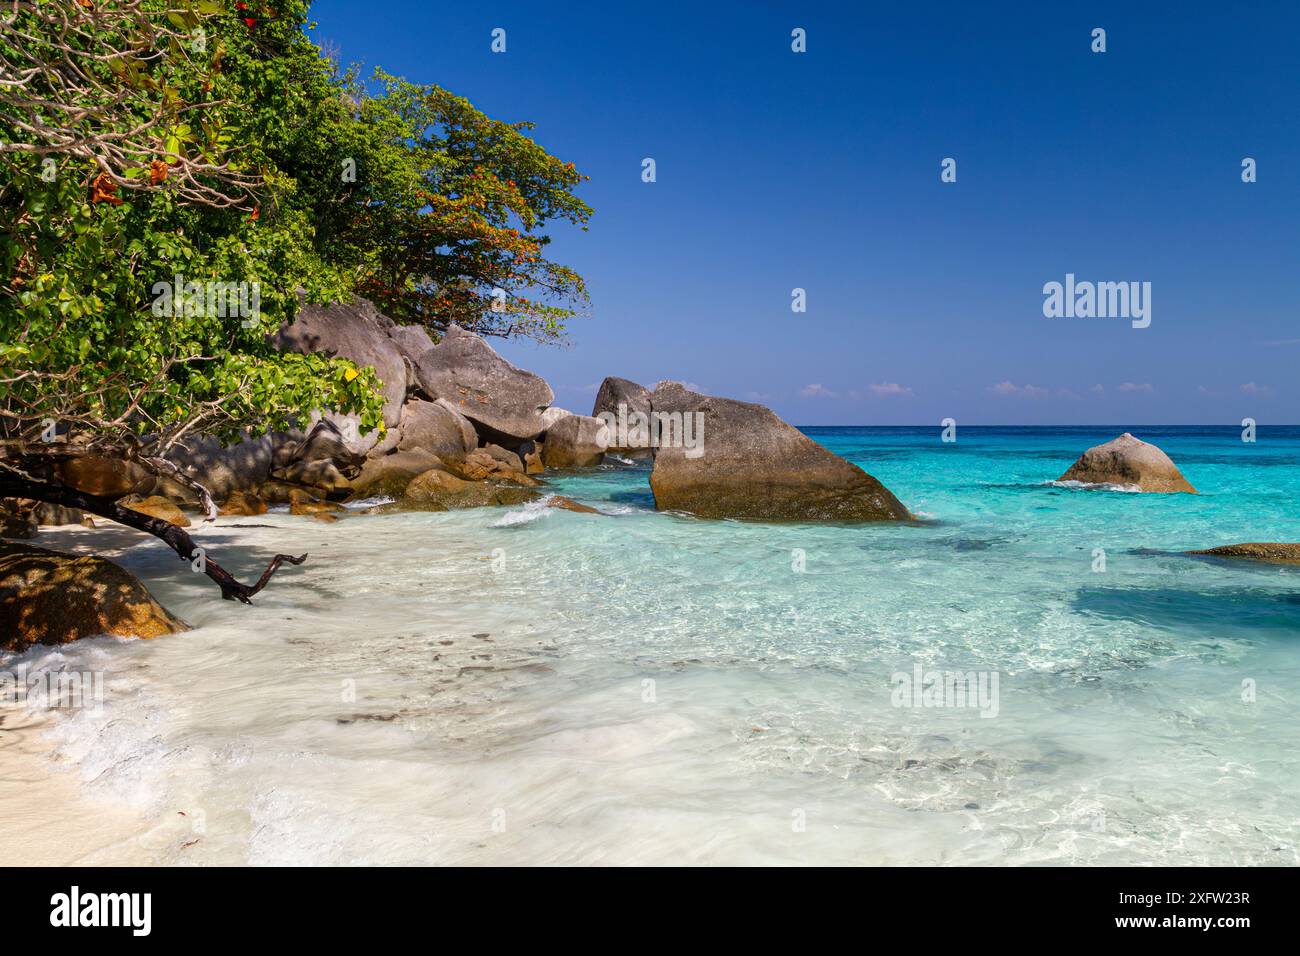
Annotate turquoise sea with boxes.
[5,425,1298,864]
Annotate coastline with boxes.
[3,426,1299,865]
[0,707,148,866]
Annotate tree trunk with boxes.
[0,475,305,603]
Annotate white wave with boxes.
[490,498,555,527]
[342,495,394,510]
[1044,479,1142,493]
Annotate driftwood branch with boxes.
[0,474,305,604]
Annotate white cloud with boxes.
[869,382,913,396]
[1117,382,1154,393]
[1240,382,1269,395]
[800,383,836,398]
[990,380,1049,399]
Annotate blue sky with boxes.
[309,0,1298,425]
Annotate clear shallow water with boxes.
[3,426,1299,865]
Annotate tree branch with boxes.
[0,474,305,604]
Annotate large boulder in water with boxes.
[0,542,188,650]
[541,414,609,469]
[591,376,653,454]
[647,382,911,522]
[1057,433,1196,493]
[411,325,554,441]
[271,297,408,427]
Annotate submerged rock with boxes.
[547,495,600,514]
[411,324,554,441]
[0,542,189,649]
[1056,433,1197,493]
[647,382,910,522]
[1188,543,1300,565]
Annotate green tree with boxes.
[302,71,593,343]
[1,0,385,453]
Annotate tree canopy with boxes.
[0,0,591,453]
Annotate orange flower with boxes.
[149,159,169,184]
[90,172,123,205]
[248,205,260,222]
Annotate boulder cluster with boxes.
[0,296,918,644]
[12,295,911,525]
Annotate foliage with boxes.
[0,0,590,451]
[307,71,593,342]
